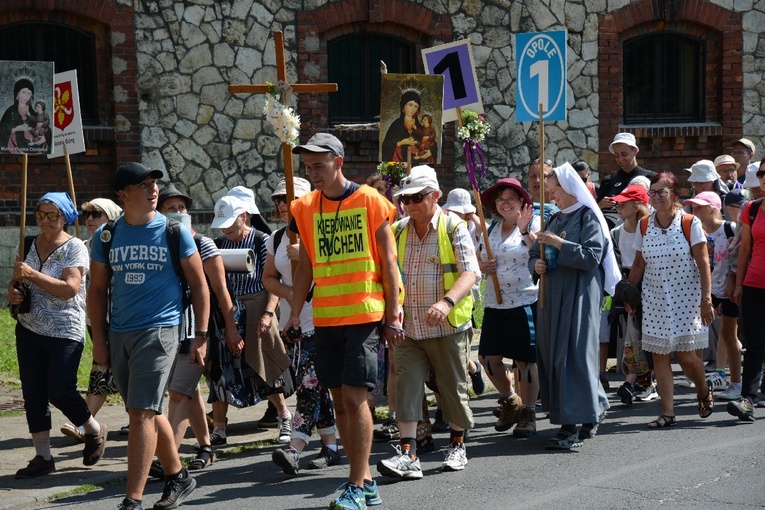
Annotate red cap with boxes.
[611,185,649,205]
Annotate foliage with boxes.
[457,109,491,143]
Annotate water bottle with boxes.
[544,244,559,270]
[706,235,715,271]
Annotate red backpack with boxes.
[640,213,694,245]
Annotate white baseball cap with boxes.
[394,165,440,196]
[227,186,260,215]
[609,132,638,154]
[211,195,247,229]
[743,165,761,189]
[687,160,719,183]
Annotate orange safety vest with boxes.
[291,185,396,327]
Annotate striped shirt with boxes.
[217,228,268,296]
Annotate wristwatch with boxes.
[263,310,275,317]
[194,330,208,340]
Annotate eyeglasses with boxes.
[731,150,750,157]
[495,196,519,206]
[35,211,62,221]
[273,195,287,205]
[81,210,104,220]
[400,190,435,205]
[647,189,671,198]
[757,170,765,179]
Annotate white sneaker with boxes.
[677,377,695,389]
[717,385,742,401]
[635,384,659,401]
[376,445,423,479]
[278,417,292,445]
[705,372,727,391]
[60,423,85,443]
[441,442,468,471]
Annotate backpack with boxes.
[640,213,694,245]
[749,198,763,228]
[100,217,192,310]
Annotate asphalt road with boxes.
[28,379,765,510]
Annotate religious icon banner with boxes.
[379,73,444,165]
[0,60,55,155]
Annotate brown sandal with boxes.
[698,380,714,419]
[647,414,676,428]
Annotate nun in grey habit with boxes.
[528,162,621,450]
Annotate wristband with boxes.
[520,230,530,236]
[263,310,275,317]
[443,296,455,308]
[194,330,208,339]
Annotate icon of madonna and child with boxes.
[379,74,443,165]
[0,61,54,155]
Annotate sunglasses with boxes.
[35,211,62,221]
[273,195,288,205]
[532,158,553,166]
[400,190,435,205]
[81,210,104,220]
[757,170,765,178]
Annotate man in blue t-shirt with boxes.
[89,163,209,510]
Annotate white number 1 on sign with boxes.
[529,59,548,112]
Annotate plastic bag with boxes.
[621,314,649,375]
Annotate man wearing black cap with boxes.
[286,133,403,509]
[88,163,210,510]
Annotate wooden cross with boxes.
[229,31,338,247]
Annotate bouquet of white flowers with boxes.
[263,82,300,148]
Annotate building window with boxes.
[623,33,704,124]
[328,34,416,124]
[0,22,99,124]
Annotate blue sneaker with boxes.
[363,479,382,506]
[329,482,366,510]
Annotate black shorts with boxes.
[314,322,380,389]
[478,305,537,363]
[712,295,739,318]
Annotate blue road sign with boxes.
[515,30,567,122]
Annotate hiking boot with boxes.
[329,482,366,510]
[272,447,300,475]
[61,423,85,443]
[727,397,755,422]
[469,362,485,395]
[616,382,635,406]
[718,385,742,401]
[512,407,536,438]
[373,418,399,441]
[118,498,143,510]
[257,402,279,429]
[441,442,468,471]
[431,409,450,433]
[363,479,382,506]
[377,445,423,480]
[209,432,227,446]
[15,456,55,479]
[83,422,107,466]
[308,445,340,469]
[278,417,292,444]
[153,468,196,510]
[495,393,523,432]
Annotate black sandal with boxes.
[647,414,676,428]
[698,380,714,419]
[188,445,214,470]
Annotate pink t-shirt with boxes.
[741,200,765,289]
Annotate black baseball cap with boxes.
[292,133,344,157]
[158,184,193,210]
[114,162,164,191]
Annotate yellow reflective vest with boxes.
[392,212,473,328]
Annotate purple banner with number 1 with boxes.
[423,40,483,123]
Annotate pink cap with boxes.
[684,191,721,210]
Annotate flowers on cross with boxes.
[376,161,408,186]
[263,82,300,148]
[457,109,491,143]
